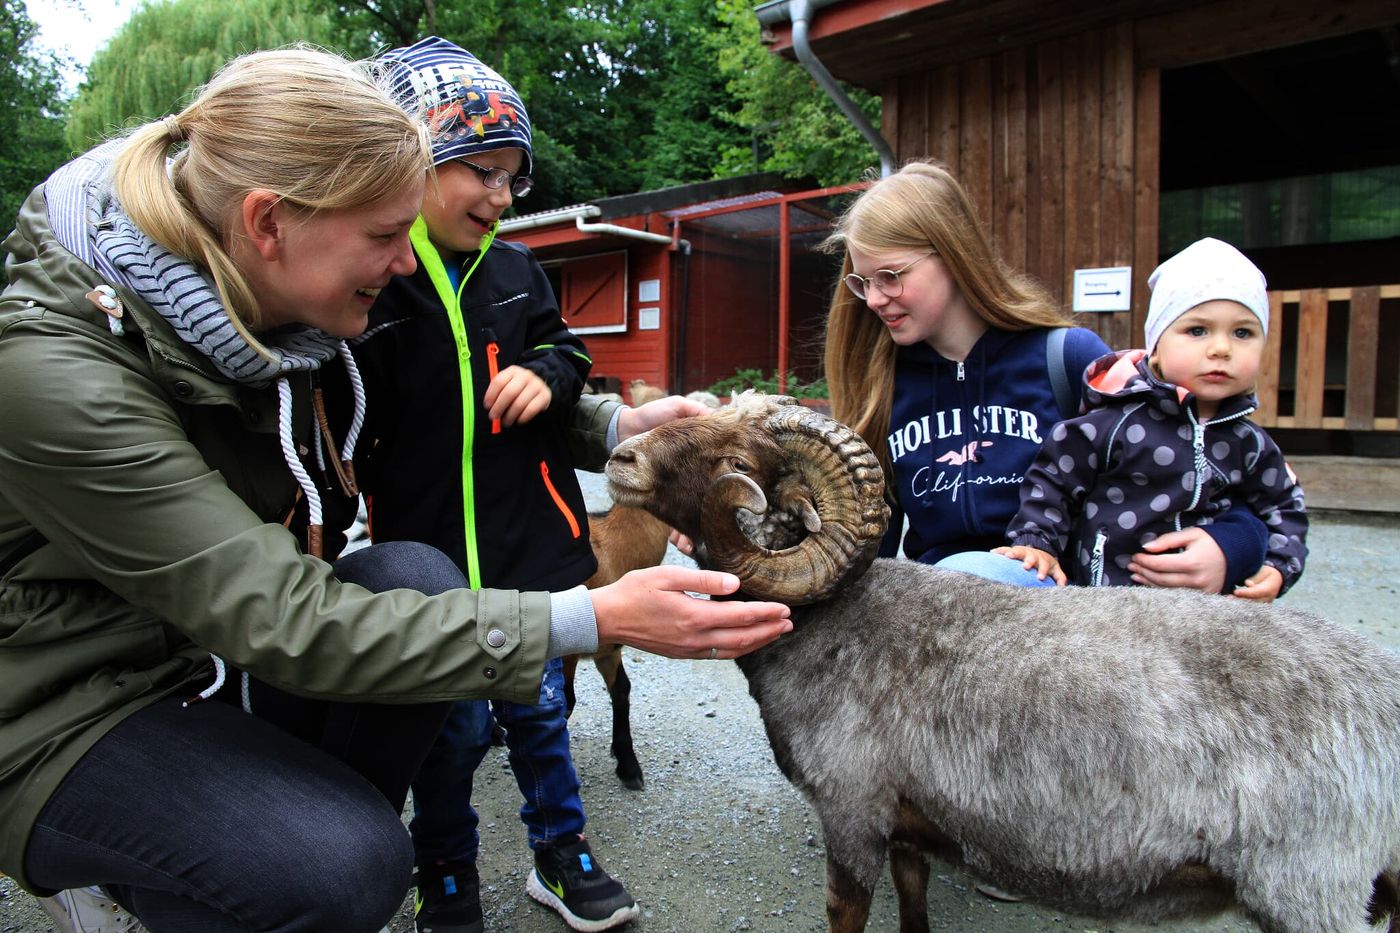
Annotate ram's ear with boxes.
[722,472,768,514]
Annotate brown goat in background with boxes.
[565,505,672,789]
[628,379,666,407]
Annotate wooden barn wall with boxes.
[681,228,780,393]
[882,23,1149,351]
[577,247,671,394]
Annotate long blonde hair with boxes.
[823,160,1069,479]
[112,47,432,352]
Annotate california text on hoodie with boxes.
[883,326,1110,564]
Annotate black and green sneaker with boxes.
[525,835,639,931]
[414,860,484,933]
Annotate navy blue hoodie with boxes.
[883,326,1110,564]
[883,326,1269,589]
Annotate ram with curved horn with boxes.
[606,392,1400,933]
[609,392,889,604]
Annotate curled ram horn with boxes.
[701,403,889,604]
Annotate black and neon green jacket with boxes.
[347,219,597,592]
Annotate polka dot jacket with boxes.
[1006,349,1308,591]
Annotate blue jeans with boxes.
[411,656,585,864]
[934,550,1058,587]
[24,542,464,932]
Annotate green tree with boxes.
[61,0,876,214]
[1,0,70,232]
[313,0,427,54]
[313,0,871,203]
[711,0,879,187]
[317,0,722,209]
[308,0,624,208]
[65,0,337,151]
[633,0,734,190]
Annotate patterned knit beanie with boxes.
[1145,237,1268,352]
[378,36,532,176]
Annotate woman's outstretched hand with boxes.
[590,565,791,660]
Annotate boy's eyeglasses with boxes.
[457,158,533,198]
[843,252,935,300]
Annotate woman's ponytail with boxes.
[107,46,431,346]
[113,111,267,351]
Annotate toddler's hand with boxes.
[1128,528,1226,593]
[485,365,551,426]
[669,528,695,557]
[1231,564,1283,602]
[992,545,1067,585]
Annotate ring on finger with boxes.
[708,646,719,661]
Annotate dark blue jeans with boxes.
[411,657,585,865]
[23,542,463,932]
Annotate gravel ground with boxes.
[3,469,1397,933]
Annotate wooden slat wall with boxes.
[884,25,1145,351]
[1294,289,1329,426]
[1256,291,1284,425]
[1346,287,1381,430]
[1257,285,1399,432]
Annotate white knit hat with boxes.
[1145,238,1268,352]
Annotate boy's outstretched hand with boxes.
[616,395,711,442]
[991,544,1068,585]
[485,365,551,426]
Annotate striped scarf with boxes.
[94,202,343,386]
[47,140,343,386]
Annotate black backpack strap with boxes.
[1046,327,1075,420]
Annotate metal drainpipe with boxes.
[787,0,896,177]
[498,205,600,234]
[574,216,673,245]
[671,226,693,395]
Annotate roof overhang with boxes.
[755,0,1199,89]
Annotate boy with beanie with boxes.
[350,37,638,933]
[996,237,1308,595]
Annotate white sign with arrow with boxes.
[1072,266,1132,312]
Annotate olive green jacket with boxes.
[0,184,620,890]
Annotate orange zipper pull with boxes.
[486,340,502,435]
[540,461,581,538]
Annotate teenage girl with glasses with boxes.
[823,160,1269,594]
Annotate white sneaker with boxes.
[35,886,145,932]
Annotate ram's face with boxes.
[605,391,888,605]
[606,407,787,540]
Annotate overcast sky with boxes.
[27,0,144,92]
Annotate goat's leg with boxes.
[826,855,876,933]
[1237,864,1377,933]
[594,648,643,789]
[562,654,580,717]
[888,845,930,933]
